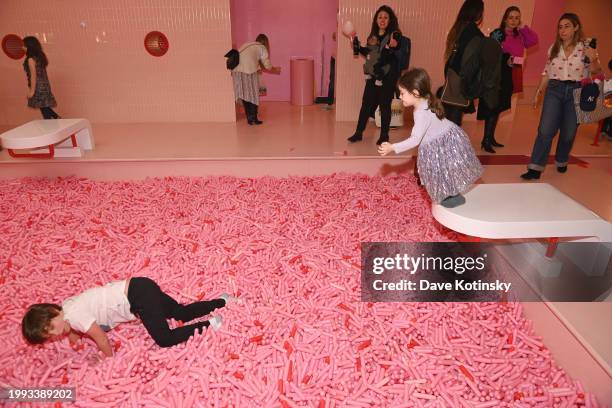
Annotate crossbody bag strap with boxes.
[239,43,258,55]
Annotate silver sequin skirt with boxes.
[232,71,259,105]
[417,124,483,203]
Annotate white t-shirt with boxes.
[63,280,136,333]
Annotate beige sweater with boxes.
[232,42,272,74]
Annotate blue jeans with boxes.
[528,80,581,171]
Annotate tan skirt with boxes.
[232,71,259,105]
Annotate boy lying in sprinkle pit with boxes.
[22,277,240,358]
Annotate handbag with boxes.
[224,49,239,70]
[224,44,257,71]
[440,45,470,107]
[441,68,470,107]
[573,80,612,124]
[375,98,404,128]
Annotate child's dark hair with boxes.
[397,68,445,119]
[23,36,48,67]
[22,303,62,344]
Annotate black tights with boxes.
[127,277,225,348]
[40,107,60,119]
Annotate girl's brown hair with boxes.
[397,68,445,119]
[549,13,584,61]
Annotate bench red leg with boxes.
[70,133,77,147]
[8,144,55,159]
[590,120,603,147]
[545,237,559,258]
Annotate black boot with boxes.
[242,100,254,124]
[347,133,363,143]
[376,135,389,145]
[481,115,497,153]
[520,169,541,180]
[251,104,263,125]
[491,138,504,148]
[557,166,567,173]
[487,114,504,147]
[481,141,496,153]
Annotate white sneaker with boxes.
[208,315,223,331]
[220,293,242,304]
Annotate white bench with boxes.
[432,183,612,242]
[0,119,94,158]
[432,183,612,277]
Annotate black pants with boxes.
[127,277,225,348]
[355,76,398,140]
[241,99,259,122]
[40,107,60,119]
[327,57,336,105]
[443,103,463,127]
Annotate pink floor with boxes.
[0,175,605,407]
[1,103,611,221]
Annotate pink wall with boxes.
[335,0,535,121]
[0,0,236,125]
[229,0,338,102]
[523,0,566,86]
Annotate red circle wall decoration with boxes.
[2,34,25,60]
[144,31,169,57]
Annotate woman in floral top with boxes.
[521,13,601,180]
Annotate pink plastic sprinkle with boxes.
[0,175,603,407]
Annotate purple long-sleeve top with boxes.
[501,25,538,57]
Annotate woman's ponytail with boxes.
[428,94,446,120]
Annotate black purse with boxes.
[224,49,240,70]
[225,44,258,71]
[441,45,470,107]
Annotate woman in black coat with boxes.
[442,0,485,127]
[477,29,513,153]
[347,5,401,146]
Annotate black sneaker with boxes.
[347,134,363,143]
[557,166,567,173]
[520,169,541,180]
